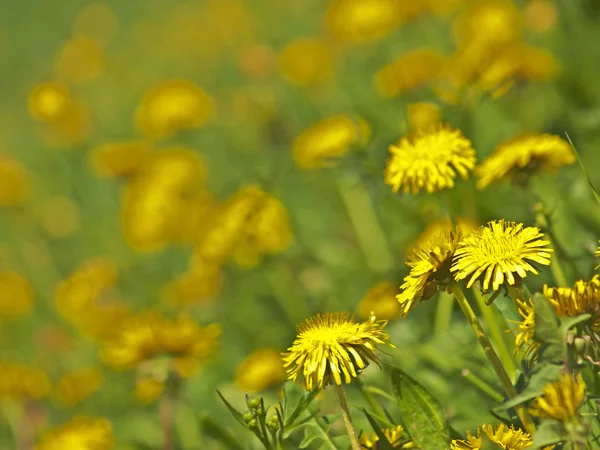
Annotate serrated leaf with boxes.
[200,416,246,450]
[363,409,396,450]
[531,420,565,449]
[389,366,450,449]
[495,363,562,412]
[216,390,247,427]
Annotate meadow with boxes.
[2,0,600,449]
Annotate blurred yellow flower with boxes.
[135,377,165,404]
[0,362,51,399]
[451,220,552,291]
[451,424,532,450]
[398,229,462,316]
[0,270,34,317]
[359,424,415,448]
[476,133,574,189]
[453,0,522,47]
[235,348,285,392]
[89,140,152,178]
[292,115,368,170]
[135,79,214,138]
[102,312,221,381]
[525,0,557,33]
[407,102,441,130]
[357,281,403,320]
[170,191,218,245]
[530,372,585,422]
[164,260,223,307]
[325,0,420,44]
[515,44,558,82]
[283,312,392,390]
[40,100,91,147]
[0,156,28,206]
[385,124,476,194]
[278,38,333,87]
[28,82,72,123]
[35,416,114,450]
[39,196,80,237]
[375,49,445,98]
[55,36,105,83]
[407,217,479,254]
[53,367,103,407]
[72,2,119,46]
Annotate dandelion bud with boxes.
[248,419,258,429]
[246,396,261,409]
[242,412,254,423]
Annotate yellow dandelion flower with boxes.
[451,424,532,450]
[513,299,539,360]
[53,367,103,407]
[476,133,574,189]
[398,228,462,316]
[0,362,51,399]
[55,36,105,83]
[359,424,415,448]
[0,156,28,206]
[28,82,72,122]
[291,115,368,170]
[89,140,152,178]
[451,220,552,292]
[530,372,585,422]
[278,38,333,87]
[283,312,392,390]
[453,0,523,47]
[357,281,403,321]
[35,416,114,450]
[407,217,479,254]
[101,312,220,380]
[135,79,214,138]
[385,124,476,194]
[515,45,558,82]
[407,102,442,130]
[235,348,285,393]
[0,270,34,317]
[325,0,420,44]
[544,276,600,332]
[375,49,445,98]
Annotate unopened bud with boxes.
[248,419,258,428]
[242,412,254,423]
[246,397,261,409]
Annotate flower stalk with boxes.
[335,384,362,450]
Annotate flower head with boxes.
[476,133,574,189]
[451,424,532,449]
[513,299,539,360]
[235,348,285,393]
[282,312,392,391]
[398,228,462,316]
[53,367,103,407]
[0,362,51,399]
[35,416,114,450]
[530,372,585,422]
[359,425,415,448]
[451,220,552,291]
[407,217,479,254]
[28,82,72,122]
[385,124,476,194]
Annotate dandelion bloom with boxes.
[135,79,214,138]
[282,312,392,390]
[0,270,34,317]
[374,49,445,98]
[0,362,51,399]
[451,424,532,450]
[513,299,539,360]
[28,82,72,122]
[35,416,114,450]
[89,140,152,178]
[530,372,585,421]
[475,133,574,189]
[278,38,333,87]
[406,217,479,255]
[291,115,368,170]
[235,348,285,393]
[453,0,523,47]
[385,124,476,194]
[397,229,462,316]
[451,220,552,291]
[53,367,103,407]
[359,425,415,449]
[357,281,403,321]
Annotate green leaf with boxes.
[389,366,450,449]
[299,417,345,450]
[531,420,565,449]
[284,385,320,429]
[532,293,560,344]
[216,390,247,427]
[495,363,562,412]
[363,409,396,450]
[559,314,591,333]
[565,132,600,205]
[200,416,246,450]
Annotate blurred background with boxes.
[3,0,600,448]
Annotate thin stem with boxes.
[434,291,454,336]
[472,288,517,379]
[160,388,175,450]
[461,369,505,403]
[334,384,362,450]
[450,283,536,434]
[354,379,392,427]
[548,236,569,287]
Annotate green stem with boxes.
[472,288,517,379]
[354,379,392,427]
[334,384,362,450]
[450,283,535,434]
[336,174,393,274]
[434,291,454,336]
[460,369,505,403]
[548,235,569,287]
